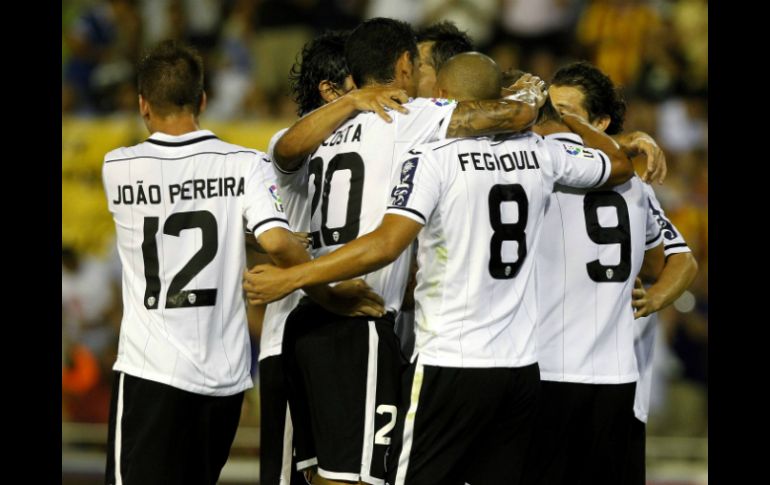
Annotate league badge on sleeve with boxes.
[430,98,457,107]
[563,144,594,159]
[267,183,285,212]
[391,157,419,207]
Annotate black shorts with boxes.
[259,354,309,485]
[622,416,646,485]
[105,372,243,485]
[521,380,636,485]
[386,361,540,485]
[282,299,407,484]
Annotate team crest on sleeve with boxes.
[267,183,285,212]
[563,144,594,159]
[391,157,419,207]
[430,98,456,107]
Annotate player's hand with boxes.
[325,279,385,318]
[621,132,667,185]
[292,231,313,250]
[243,264,295,305]
[347,86,410,123]
[502,73,547,108]
[632,277,662,319]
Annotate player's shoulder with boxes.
[103,146,134,164]
[405,97,458,110]
[541,131,585,147]
[207,137,264,159]
[266,127,290,159]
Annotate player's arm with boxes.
[560,113,635,187]
[244,215,422,305]
[254,227,386,316]
[272,86,410,172]
[614,131,667,184]
[245,246,271,338]
[445,73,545,137]
[633,251,698,318]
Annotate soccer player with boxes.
[522,60,674,485]
[625,196,698,485]
[414,21,474,97]
[244,52,638,485]
[260,17,546,485]
[102,40,383,485]
[255,30,355,485]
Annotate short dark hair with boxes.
[416,21,474,71]
[551,61,626,135]
[137,40,204,116]
[345,17,418,88]
[289,30,351,116]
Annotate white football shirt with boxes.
[103,129,289,395]
[385,132,611,368]
[633,185,691,422]
[258,127,309,361]
[308,97,457,312]
[535,132,663,384]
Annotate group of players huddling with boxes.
[102,15,698,485]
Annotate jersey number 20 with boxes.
[308,152,365,246]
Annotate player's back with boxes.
[103,130,286,395]
[390,132,607,368]
[308,97,456,312]
[535,132,662,384]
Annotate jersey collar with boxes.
[146,130,218,147]
[544,132,584,146]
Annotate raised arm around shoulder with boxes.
[446,98,538,138]
[273,87,409,172]
[562,113,634,187]
[614,130,667,184]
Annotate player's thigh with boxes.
[259,355,308,485]
[466,363,541,485]
[389,364,518,485]
[106,373,213,485]
[295,315,403,483]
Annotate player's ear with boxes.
[396,50,413,83]
[593,114,610,132]
[138,95,150,118]
[198,91,208,115]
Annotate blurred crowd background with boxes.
[62,0,707,481]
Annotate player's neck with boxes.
[146,114,201,136]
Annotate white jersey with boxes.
[385,132,612,368]
[633,185,691,422]
[308,97,457,312]
[258,128,309,361]
[103,129,290,395]
[535,132,664,384]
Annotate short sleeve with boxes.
[543,134,610,188]
[643,184,691,256]
[242,153,291,238]
[384,148,442,226]
[395,98,458,146]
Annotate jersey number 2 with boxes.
[488,184,529,279]
[141,210,218,310]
